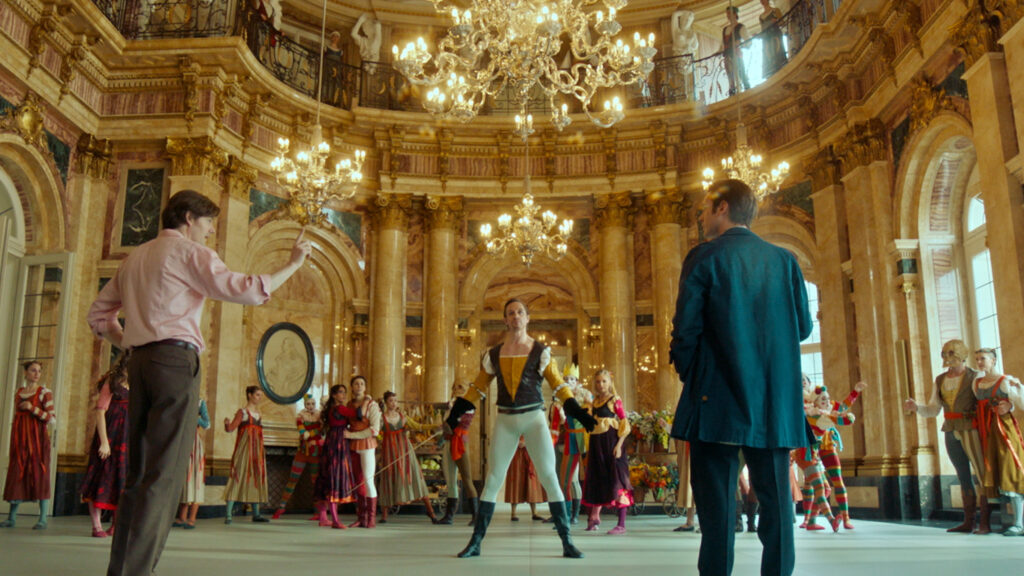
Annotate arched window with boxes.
[963,192,1001,367]
[800,280,823,385]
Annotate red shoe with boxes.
[830,516,842,533]
[271,508,285,520]
[842,513,854,530]
[798,521,808,529]
[91,528,108,538]
[332,521,347,529]
[806,522,825,531]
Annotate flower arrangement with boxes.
[627,462,679,501]
[627,408,674,451]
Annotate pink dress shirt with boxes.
[87,229,271,352]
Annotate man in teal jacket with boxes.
[670,179,812,576]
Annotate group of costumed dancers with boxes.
[4,327,1022,551]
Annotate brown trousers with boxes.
[107,344,199,576]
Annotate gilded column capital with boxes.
[372,193,414,231]
[806,146,842,191]
[837,119,888,172]
[75,134,113,180]
[166,137,229,178]
[950,3,1002,69]
[594,191,634,230]
[424,195,464,232]
[224,156,257,202]
[644,189,688,227]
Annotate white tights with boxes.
[480,409,564,503]
[358,449,377,498]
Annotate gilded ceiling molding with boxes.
[179,57,201,135]
[824,74,849,122]
[908,76,954,135]
[648,120,667,186]
[371,193,414,231]
[543,129,557,192]
[950,2,1003,69]
[438,128,453,192]
[644,188,688,227]
[594,191,634,230]
[805,146,843,191]
[59,37,100,102]
[424,195,464,232]
[895,1,925,58]
[836,120,888,171]
[213,79,239,137]
[165,137,229,179]
[241,93,271,156]
[74,134,113,181]
[224,156,257,202]
[601,128,617,190]
[26,4,69,78]
[1,90,47,150]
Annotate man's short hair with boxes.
[707,178,758,227]
[161,190,220,230]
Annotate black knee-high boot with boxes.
[549,501,584,559]
[458,501,495,558]
[438,497,458,525]
[570,499,581,525]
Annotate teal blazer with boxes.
[669,227,812,449]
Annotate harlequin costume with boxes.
[447,340,596,558]
[80,378,130,536]
[1,384,55,529]
[223,409,269,523]
[814,387,861,529]
[551,364,587,525]
[272,399,323,519]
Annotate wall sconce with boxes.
[456,327,476,349]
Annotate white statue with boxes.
[671,9,699,58]
[351,13,383,71]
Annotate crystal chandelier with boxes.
[270,0,366,227]
[702,123,789,200]
[391,0,656,129]
[480,114,574,267]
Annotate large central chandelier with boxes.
[392,0,656,129]
[480,114,574,267]
[270,0,366,226]
[702,123,789,200]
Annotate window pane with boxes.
[967,196,986,232]
[804,281,821,345]
[975,285,996,319]
[972,251,993,286]
[801,352,823,386]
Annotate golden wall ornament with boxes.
[644,188,687,227]
[438,128,453,191]
[59,38,99,102]
[213,79,239,137]
[387,125,405,190]
[837,119,888,171]
[950,3,1002,69]
[649,120,667,185]
[241,93,271,156]
[27,5,69,78]
[2,90,47,150]
[806,146,843,191]
[180,57,201,134]
[75,134,113,180]
[225,156,257,202]
[602,128,618,189]
[895,1,924,57]
[908,77,953,134]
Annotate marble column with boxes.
[962,52,1024,378]
[62,135,113,455]
[595,192,637,409]
[369,193,412,399]
[838,121,906,480]
[423,196,463,403]
[644,189,687,411]
[1000,15,1024,179]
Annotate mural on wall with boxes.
[120,167,165,247]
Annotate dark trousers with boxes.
[107,344,199,576]
[690,441,795,576]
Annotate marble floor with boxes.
[2,506,1022,575]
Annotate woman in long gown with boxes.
[378,391,438,523]
[1,361,55,530]
[582,369,634,535]
[223,386,269,524]
[80,354,131,537]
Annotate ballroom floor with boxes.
[2,505,1022,575]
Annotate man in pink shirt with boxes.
[88,190,311,576]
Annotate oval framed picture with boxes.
[256,322,315,404]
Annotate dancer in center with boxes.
[448,298,596,559]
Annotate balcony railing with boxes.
[91,0,840,115]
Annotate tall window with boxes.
[800,280,823,385]
[964,193,1001,367]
